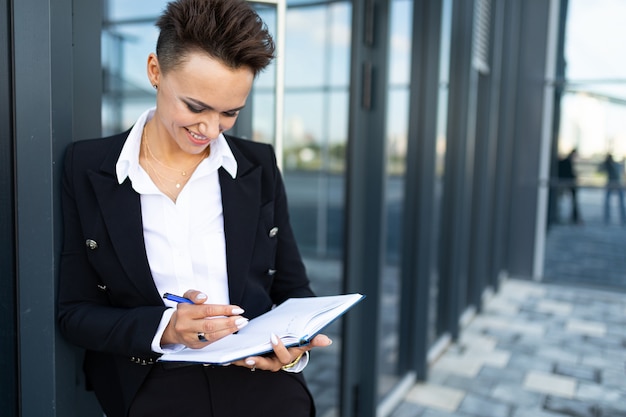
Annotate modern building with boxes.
[1,0,624,416]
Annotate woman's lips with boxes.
[186,128,210,145]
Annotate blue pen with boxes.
[163,292,194,304]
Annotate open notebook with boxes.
[159,293,364,365]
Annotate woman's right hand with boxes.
[160,290,248,349]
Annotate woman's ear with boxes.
[147,53,161,88]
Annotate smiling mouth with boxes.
[187,128,209,141]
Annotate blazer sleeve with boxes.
[57,141,166,359]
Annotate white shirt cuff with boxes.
[151,308,185,354]
[283,350,309,373]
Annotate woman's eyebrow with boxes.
[184,97,246,112]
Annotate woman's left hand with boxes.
[233,333,332,372]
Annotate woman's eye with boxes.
[223,111,239,118]
[186,103,204,113]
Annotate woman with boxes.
[57,0,330,416]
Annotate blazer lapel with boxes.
[219,147,262,305]
[87,136,161,305]
[84,133,264,306]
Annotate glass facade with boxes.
[379,0,411,401]
[102,0,164,135]
[97,0,533,414]
[428,0,452,348]
[544,0,626,290]
[281,2,351,414]
[2,0,577,415]
[558,0,626,186]
[282,2,351,256]
[247,4,279,144]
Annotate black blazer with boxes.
[57,130,314,416]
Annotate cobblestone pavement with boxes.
[302,187,626,416]
[390,279,626,417]
[543,224,626,290]
[390,188,626,417]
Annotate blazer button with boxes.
[269,227,278,238]
[85,239,98,250]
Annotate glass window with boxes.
[286,0,337,5]
[101,0,166,135]
[101,1,279,139]
[106,0,166,21]
[545,0,626,289]
[559,0,626,180]
[282,2,351,415]
[379,0,412,402]
[249,5,278,144]
[430,0,452,347]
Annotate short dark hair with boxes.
[156,0,275,77]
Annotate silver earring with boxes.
[153,84,158,89]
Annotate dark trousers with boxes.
[128,363,315,417]
[560,186,580,223]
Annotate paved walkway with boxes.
[390,278,626,417]
[303,187,626,416]
[543,224,626,290]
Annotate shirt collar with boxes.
[212,133,238,179]
[115,107,238,184]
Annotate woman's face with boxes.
[147,51,254,156]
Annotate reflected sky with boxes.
[106,0,166,20]
[560,0,626,159]
[102,0,626,156]
[565,0,626,100]
[104,0,625,97]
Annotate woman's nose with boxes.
[198,113,222,139]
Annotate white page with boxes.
[159,293,364,364]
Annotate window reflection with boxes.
[281,2,351,416]
[107,0,165,20]
[102,0,167,134]
[248,5,277,144]
[545,0,626,289]
[430,0,451,348]
[379,0,412,402]
[282,2,351,259]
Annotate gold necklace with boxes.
[143,157,180,201]
[143,129,207,190]
[141,137,176,201]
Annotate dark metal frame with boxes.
[484,0,508,291]
[341,0,390,415]
[438,0,477,340]
[468,0,501,310]
[502,0,552,277]
[14,0,71,414]
[12,0,101,415]
[490,0,522,288]
[0,0,17,414]
[398,0,443,380]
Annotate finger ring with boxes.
[197,332,207,342]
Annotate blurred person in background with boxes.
[558,148,582,224]
[599,153,626,225]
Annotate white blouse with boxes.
[116,108,237,353]
[114,109,310,372]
